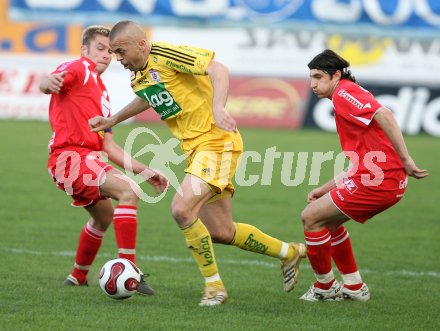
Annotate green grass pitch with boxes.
[1,120,439,330]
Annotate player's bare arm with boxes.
[374,107,429,179]
[307,178,336,203]
[206,60,237,132]
[39,71,67,94]
[307,167,354,203]
[89,96,150,132]
[102,133,168,193]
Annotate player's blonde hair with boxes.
[81,25,110,47]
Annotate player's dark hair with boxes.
[308,49,356,83]
[82,25,110,47]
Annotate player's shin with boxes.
[230,222,294,259]
[113,205,137,263]
[331,226,363,289]
[181,218,223,288]
[305,228,335,288]
[71,221,104,284]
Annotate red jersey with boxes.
[332,79,404,179]
[48,56,111,154]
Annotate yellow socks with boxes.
[181,218,223,288]
[230,222,294,260]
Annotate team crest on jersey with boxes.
[343,178,358,194]
[149,69,161,83]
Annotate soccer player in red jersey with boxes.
[300,49,428,302]
[40,25,168,294]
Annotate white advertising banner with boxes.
[0,54,135,120]
[152,27,440,85]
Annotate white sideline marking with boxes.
[2,247,440,279]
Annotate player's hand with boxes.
[403,157,429,179]
[89,116,114,132]
[307,188,325,204]
[143,169,169,193]
[43,71,67,94]
[213,108,237,132]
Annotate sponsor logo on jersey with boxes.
[165,60,192,74]
[338,89,363,109]
[136,83,182,120]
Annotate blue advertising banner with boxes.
[9,0,440,29]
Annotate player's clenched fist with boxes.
[88,116,113,132]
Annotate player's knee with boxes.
[301,208,315,228]
[89,216,112,231]
[211,227,234,244]
[171,203,192,225]
[119,188,139,205]
[301,208,327,232]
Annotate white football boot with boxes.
[342,283,370,302]
[300,279,343,302]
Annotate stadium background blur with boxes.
[1,0,440,137]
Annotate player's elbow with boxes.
[39,83,50,94]
[375,107,394,121]
[207,60,229,76]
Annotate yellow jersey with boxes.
[131,41,216,141]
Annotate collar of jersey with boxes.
[81,56,97,71]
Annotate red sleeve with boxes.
[333,84,383,127]
[51,61,78,91]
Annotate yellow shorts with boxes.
[182,126,243,197]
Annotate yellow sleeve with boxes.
[150,41,214,75]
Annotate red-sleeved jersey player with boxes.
[300,49,428,302]
[41,25,168,294]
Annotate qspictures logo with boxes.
[52,127,388,203]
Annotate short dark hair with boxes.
[109,20,133,41]
[82,25,110,47]
[308,49,356,82]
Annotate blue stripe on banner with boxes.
[8,0,440,29]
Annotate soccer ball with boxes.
[98,258,141,299]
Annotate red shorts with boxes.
[48,148,113,207]
[329,170,408,223]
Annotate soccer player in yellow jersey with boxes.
[89,20,306,306]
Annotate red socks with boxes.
[331,226,362,289]
[305,226,363,290]
[330,226,358,274]
[71,221,104,284]
[113,205,137,263]
[304,229,334,289]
